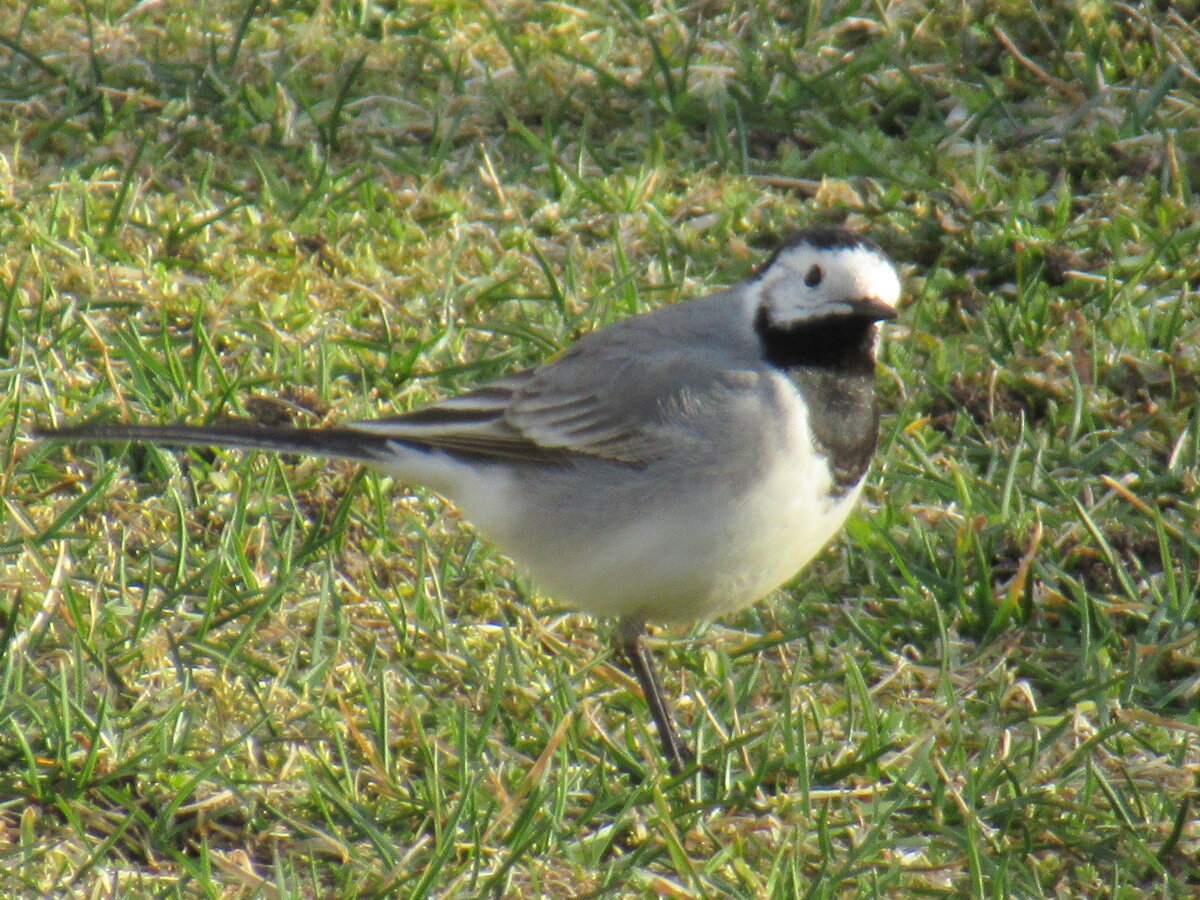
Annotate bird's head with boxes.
[751,228,900,369]
[754,227,900,328]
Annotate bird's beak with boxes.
[844,297,898,321]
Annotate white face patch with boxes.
[756,243,901,328]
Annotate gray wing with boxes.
[351,338,762,468]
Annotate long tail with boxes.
[32,422,396,465]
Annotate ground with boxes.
[1,1,1198,897]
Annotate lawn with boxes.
[2,1,1198,897]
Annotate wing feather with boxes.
[349,338,760,469]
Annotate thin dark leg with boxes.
[616,616,694,774]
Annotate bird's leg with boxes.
[616,616,694,774]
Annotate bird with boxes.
[35,226,901,774]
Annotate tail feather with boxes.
[32,422,394,465]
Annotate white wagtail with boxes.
[36,227,901,773]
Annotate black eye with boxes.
[804,264,823,287]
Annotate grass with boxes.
[2,0,1199,896]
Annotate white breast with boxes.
[670,378,865,621]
